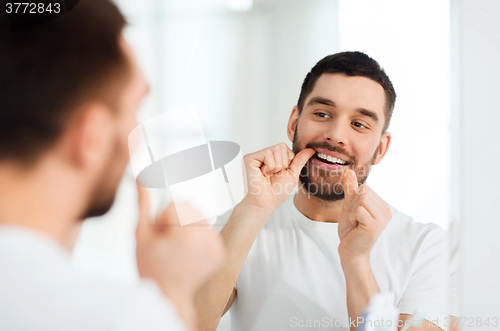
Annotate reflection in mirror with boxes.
[72,0,461,330]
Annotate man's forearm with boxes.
[340,254,381,331]
[154,278,198,331]
[195,200,273,331]
[168,294,197,331]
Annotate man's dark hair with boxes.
[0,0,129,166]
[297,51,396,133]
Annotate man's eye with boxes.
[352,122,366,129]
[315,112,331,118]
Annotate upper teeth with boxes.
[316,153,347,165]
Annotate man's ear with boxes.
[65,103,114,170]
[287,106,300,142]
[373,131,391,165]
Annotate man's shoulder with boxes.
[0,263,184,330]
[0,226,185,331]
[389,204,444,230]
[383,205,447,248]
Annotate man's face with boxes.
[83,37,149,218]
[288,73,391,201]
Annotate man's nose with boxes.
[323,119,349,146]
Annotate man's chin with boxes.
[298,176,346,202]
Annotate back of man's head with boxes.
[0,0,128,166]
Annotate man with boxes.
[0,1,223,330]
[196,52,450,330]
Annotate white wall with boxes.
[339,0,452,229]
[451,0,500,326]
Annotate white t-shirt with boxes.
[0,226,185,331]
[214,194,451,331]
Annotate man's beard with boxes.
[80,136,127,219]
[292,126,378,202]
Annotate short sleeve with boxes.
[113,279,186,331]
[397,226,449,330]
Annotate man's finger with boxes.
[281,146,289,170]
[342,169,358,209]
[260,150,277,176]
[158,202,181,226]
[136,184,150,238]
[286,148,295,166]
[289,148,316,177]
[356,186,380,219]
[271,148,284,173]
[350,205,373,229]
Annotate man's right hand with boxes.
[135,185,225,329]
[242,143,315,213]
[194,144,313,331]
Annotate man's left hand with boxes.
[338,169,392,260]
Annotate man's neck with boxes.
[293,185,344,223]
[0,159,85,250]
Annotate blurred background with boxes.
[71,0,500,329]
